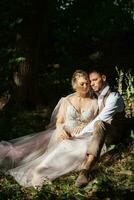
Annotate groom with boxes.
[75,68,125,187]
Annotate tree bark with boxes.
[9,0,57,107]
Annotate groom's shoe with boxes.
[75,169,89,187]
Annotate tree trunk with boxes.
[10,0,57,108]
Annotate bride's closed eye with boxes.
[80,82,89,86]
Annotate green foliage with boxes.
[115,66,134,118]
[9,57,26,64]
[0,0,24,94]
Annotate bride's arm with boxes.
[55,99,71,139]
[56,116,71,140]
[56,114,64,127]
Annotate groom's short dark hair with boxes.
[88,66,116,88]
[88,67,107,76]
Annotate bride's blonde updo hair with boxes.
[71,69,89,91]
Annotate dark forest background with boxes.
[0,0,134,108]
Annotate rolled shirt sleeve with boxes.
[78,92,124,136]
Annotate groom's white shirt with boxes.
[78,85,124,136]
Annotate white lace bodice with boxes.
[65,105,92,126]
[50,94,98,136]
[64,99,97,130]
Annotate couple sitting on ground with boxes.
[0,68,124,188]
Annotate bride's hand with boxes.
[60,130,70,140]
[72,125,85,136]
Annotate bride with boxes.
[0,70,100,188]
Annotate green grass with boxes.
[0,108,134,200]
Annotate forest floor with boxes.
[0,106,134,200]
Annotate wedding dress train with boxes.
[0,94,105,187]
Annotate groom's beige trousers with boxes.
[81,119,122,170]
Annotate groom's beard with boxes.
[93,83,107,96]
